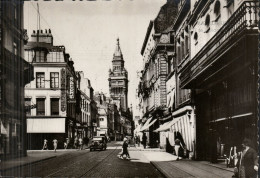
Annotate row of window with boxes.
[25,50,64,63]
[36,72,59,88]
[81,100,90,112]
[82,113,90,124]
[25,98,59,116]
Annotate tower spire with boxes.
[113,38,123,59]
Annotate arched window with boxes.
[194,32,198,41]
[205,14,210,27]
[214,0,221,15]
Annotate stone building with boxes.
[179,0,258,161]
[0,0,34,159]
[156,0,196,158]
[77,71,97,138]
[137,0,178,148]
[24,30,79,149]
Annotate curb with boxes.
[150,161,168,178]
[200,162,233,173]
[0,155,56,173]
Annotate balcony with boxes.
[180,1,259,88]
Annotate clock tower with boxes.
[108,38,128,112]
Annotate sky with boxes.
[24,0,166,115]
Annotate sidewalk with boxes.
[130,146,234,178]
[0,149,77,172]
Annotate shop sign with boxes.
[69,77,74,99]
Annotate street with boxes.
[1,142,163,177]
[1,142,234,177]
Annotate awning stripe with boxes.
[140,119,157,131]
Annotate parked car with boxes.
[90,136,107,151]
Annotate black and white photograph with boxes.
[0,0,259,177]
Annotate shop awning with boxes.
[154,121,172,132]
[140,119,157,132]
[27,118,66,133]
[141,116,152,129]
[172,106,192,117]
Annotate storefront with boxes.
[27,118,67,149]
[195,67,257,161]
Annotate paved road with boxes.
[1,141,234,177]
[1,144,163,177]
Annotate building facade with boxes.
[137,0,178,148]
[0,0,34,160]
[77,71,96,138]
[24,30,79,149]
[179,0,258,161]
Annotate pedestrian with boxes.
[74,137,78,149]
[78,137,83,150]
[142,133,147,149]
[234,138,258,178]
[42,139,48,150]
[53,138,58,152]
[174,137,181,161]
[119,137,130,159]
[64,138,69,149]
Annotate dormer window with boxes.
[35,51,46,62]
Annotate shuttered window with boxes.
[51,98,59,115]
[36,98,45,116]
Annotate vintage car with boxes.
[90,136,107,151]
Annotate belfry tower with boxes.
[108,38,128,111]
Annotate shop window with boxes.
[36,72,45,88]
[50,72,59,88]
[36,98,45,116]
[51,98,59,115]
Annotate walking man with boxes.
[53,138,58,152]
[119,137,130,159]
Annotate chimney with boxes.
[49,29,51,34]
[45,29,47,33]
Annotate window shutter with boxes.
[37,98,45,115]
[51,98,59,115]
